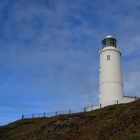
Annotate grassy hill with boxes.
[0,99,140,140]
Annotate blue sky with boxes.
[0,0,140,125]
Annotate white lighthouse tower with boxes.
[86,35,137,111]
[99,35,135,107]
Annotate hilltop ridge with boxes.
[0,99,140,140]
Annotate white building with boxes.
[87,35,136,111]
[99,35,135,107]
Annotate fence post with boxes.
[100,104,101,109]
[91,105,92,111]
[21,114,24,119]
[32,114,34,118]
[43,112,46,117]
[117,100,118,104]
[135,96,137,100]
[69,109,71,114]
[55,111,57,116]
[84,106,86,112]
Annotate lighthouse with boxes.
[86,35,137,111]
[99,35,123,106]
[99,35,136,107]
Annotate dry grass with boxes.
[0,99,140,140]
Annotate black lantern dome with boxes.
[102,35,117,48]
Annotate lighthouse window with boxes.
[110,39,114,46]
[107,55,110,61]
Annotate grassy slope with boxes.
[0,99,140,140]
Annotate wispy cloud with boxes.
[0,0,140,125]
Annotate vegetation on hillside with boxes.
[0,99,140,140]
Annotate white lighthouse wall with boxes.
[86,36,138,111]
[120,96,136,104]
[99,46,123,106]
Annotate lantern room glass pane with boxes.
[102,38,117,48]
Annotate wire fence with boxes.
[21,106,88,119]
[21,96,139,120]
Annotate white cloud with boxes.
[0,0,140,121]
